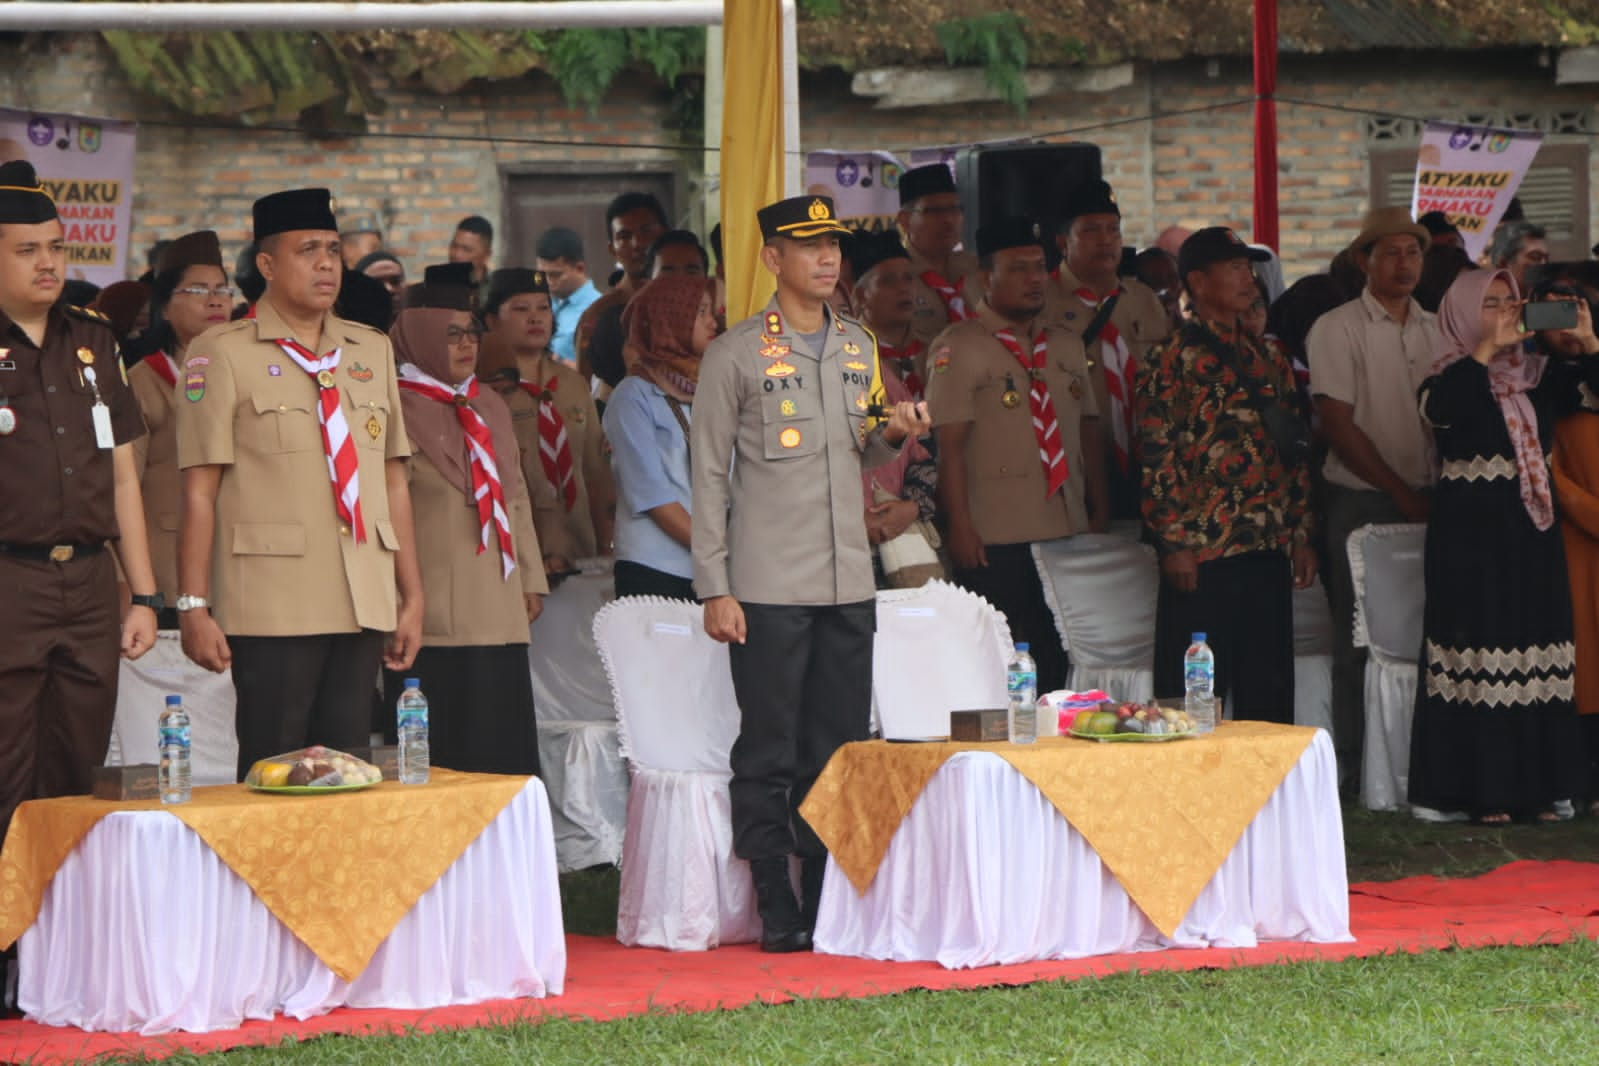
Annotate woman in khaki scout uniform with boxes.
[123,230,233,620]
[477,268,615,573]
[176,187,425,780]
[383,290,548,775]
[926,215,1108,694]
[0,161,159,845]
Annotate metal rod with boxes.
[0,2,724,32]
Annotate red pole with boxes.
[1252,0,1279,251]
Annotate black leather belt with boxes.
[0,542,107,562]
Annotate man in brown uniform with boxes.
[898,164,981,359]
[176,188,425,778]
[0,160,159,840]
[479,268,615,572]
[1046,180,1172,522]
[693,195,929,953]
[925,216,1108,694]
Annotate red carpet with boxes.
[2,860,1595,1065]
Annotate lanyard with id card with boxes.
[82,363,115,449]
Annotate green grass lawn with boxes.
[89,807,1599,1065]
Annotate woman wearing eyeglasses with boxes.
[122,230,234,623]
[381,283,548,775]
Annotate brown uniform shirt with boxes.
[907,247,982,353]
[405,410,548,648]
[692,299,902,605]
[0,304,144,545]
[128,355,181,600]
[176,299,411,636]
[507,352,613,560]
[925,302,1099,546]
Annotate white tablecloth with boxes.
[18,777,566,1034]
[815,731,1350,968]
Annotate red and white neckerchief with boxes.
[276,340,365,543]
[1074,287,1135,471]
[398,365,517,579]
[146,350,179,389]
[517,373,577,512]
[993,327,1069,497]
[879,337,925,400]
[920,270,977,324]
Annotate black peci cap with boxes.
[155,230,224,275]
[483,267,549,316]
[1176,226,1271,280]
[423,262,476,289]
[757,195,850,241]
[844,228,911,281]
[253,187,338,241]
[898,163,958,208]
[0,160,57,225]
[1060,179,1120,227]
[975,215,1043,258]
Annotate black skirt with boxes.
[382,644,540,777]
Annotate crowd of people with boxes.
[5,145,1599,960]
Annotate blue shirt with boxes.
[550,279,602,366]
[603,376,694,578]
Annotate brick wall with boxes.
[1,34,1593,283]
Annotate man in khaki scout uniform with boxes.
[694,195,930,954]
[898,164,982,358]
[0,161,160,845]
[1045,180,1172,522]
[176,188,425,780]
[926,215,1108,694]
[477,267,615,574]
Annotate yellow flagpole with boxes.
[719,0,783,324]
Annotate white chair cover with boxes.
[593,596,755,950]
[1348,523,1427,811]
[815,733,1349,967]
[1033,534,1159,702]
[105,632,239,786]
[872,580,1012,740]
[527,561,629,871]
[1292,581,1335,735]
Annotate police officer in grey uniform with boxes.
[693,195,929,953]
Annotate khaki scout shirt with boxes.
[907,247,982,351]
[129,356,181,601]
[176,298,411,637]
[1044,267,1172,431]
[692,299,902,606]
[404,403,547,648]
[925,302,1099,546]
[0,304,144,546]
[508,352,613,560]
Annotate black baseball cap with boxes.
[1177,226,1271,280]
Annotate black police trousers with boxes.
[728,600,875,861]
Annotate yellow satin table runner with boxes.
[0,769,528,981]
[799,721,1318,936]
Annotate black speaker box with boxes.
[955,143,1103,261]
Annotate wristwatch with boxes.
[130,592,165,611]
[175,594,210,612]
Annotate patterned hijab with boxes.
[1432,268,1552,530]
[622,275,713,403]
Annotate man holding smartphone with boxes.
[1307,207,1440,794]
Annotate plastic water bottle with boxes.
[1006,643,1038,744]
[397,678,430,784]
[158,695,191,805]
[1184,633,1217,734]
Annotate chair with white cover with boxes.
[872,580,1012,740]
[106,632,239,785]
[1032,534,1159,702]
[593,596,759,950]
[1293,580,1335,735]
[1348,523,1427,811]
[527,561,629,871]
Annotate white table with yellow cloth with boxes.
[802,722,1350,968]
[0,771,565,1034]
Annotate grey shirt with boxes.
[692,297,901,605]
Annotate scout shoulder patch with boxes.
[932,345,952,374]
[185,371,206,402]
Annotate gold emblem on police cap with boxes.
[76,347,94,366]
[808,199,830,221]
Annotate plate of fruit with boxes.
[246,746,385,792]
[1068,701,1199,742]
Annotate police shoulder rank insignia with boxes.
[764,310,783,337]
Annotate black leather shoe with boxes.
[750,857,812,953]
[760,926,814,953]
